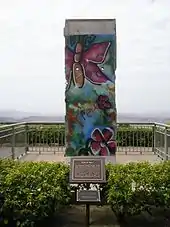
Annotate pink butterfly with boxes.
[65,42,111,88]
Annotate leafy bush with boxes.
[106,161,170,218]
[0,160,70,226]
[1,159,169,225]
[27,124,153,147]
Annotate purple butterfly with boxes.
[65,42,111,88]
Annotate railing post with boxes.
[152,123,156,154]
[164,126,168,160]
[25,123,29,154]
[11,126,15,160]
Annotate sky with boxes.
[0,0,170,115]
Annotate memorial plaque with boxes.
[77,190,101,202]
[69,157,106,183]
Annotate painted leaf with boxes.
[65,147,76,156]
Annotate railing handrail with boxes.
[0,122,26,129]
[154,122,170,128]
[0,121,170,128]
[26,122,170,128]
[27,121,65,125]
[117,122,154,125]
[27,122,154,125]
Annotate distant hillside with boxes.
[0,117,17,122]
[22,115,65,122]
[117,113,170,123]
[0,110,65,123]
[0,110,40,120]
[0,109,169,123]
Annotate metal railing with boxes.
[154,123,170,160]
[0,122,27,159]
[0,122,170,160]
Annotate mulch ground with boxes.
[39,205,170,227]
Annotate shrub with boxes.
[1,159,169,225]
[0,160,70,226]
[106,161,170,218]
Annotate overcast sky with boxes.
[0,0,170,115]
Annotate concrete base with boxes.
[104,155,116,164]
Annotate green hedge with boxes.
[107,161,170,218]
[0,160,70,226]
[28,125,153,147]
[0,159,170,226]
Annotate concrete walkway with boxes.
[21,151,161,164]
[0,147,162,163]
[0,147,25,159]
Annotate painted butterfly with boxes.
[65,42,111,88]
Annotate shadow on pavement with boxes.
[37,206,170,227]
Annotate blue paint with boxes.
[65,34,117,156]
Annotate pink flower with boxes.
[89,128,116,156]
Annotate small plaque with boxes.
[69,157,106,183]
[77,190,100,202]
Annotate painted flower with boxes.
[89,128,116,156]
[96,95,111,110]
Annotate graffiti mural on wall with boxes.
[65,34,116,156]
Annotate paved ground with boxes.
[38,205,170,227]
[21,152,161,163]
[0,146,162,163]
[0,147,25,159]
